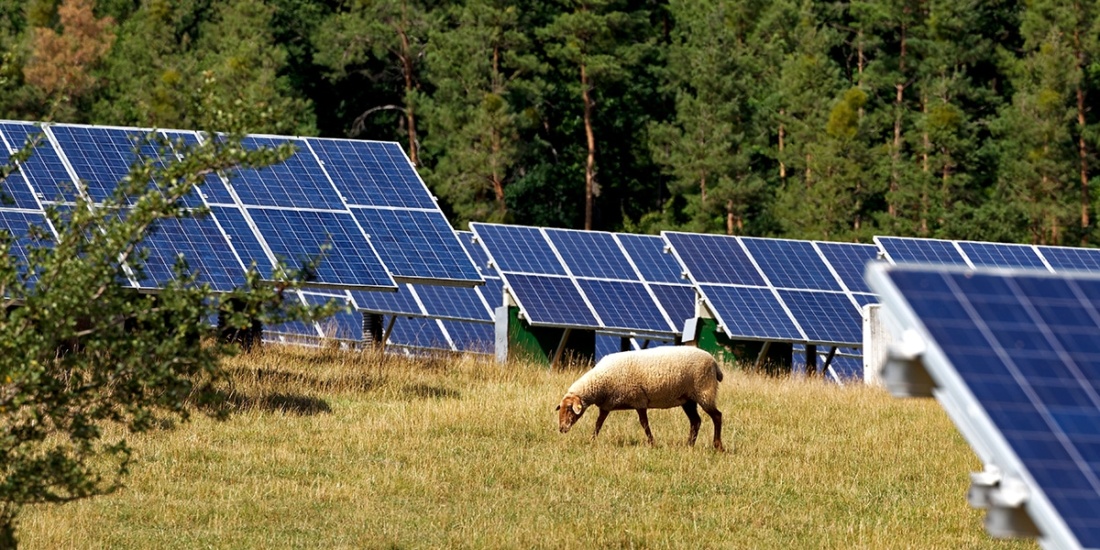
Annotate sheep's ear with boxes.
[571,403,583,415]
[554,404,561,411]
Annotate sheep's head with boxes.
[555,394,585,433]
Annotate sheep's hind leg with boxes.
[637,409,656,446]
[592,408,610,439]
[682,401,701,446]
[703,405,725,452]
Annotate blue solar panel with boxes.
[1,122,78,202]
[959,241,1048,270]
[135,215,245,292]
[504,274,597,327]
[0,170,41,211]
[228,136,344,210]
[815,242,880,293]
[826,355,863,380]
[650,283,695,332]
[697,284,803,341]
[663,232,766,286]
[350,287,422,316]
[413,283,492,321]
[470,223,565,275]
[0,209,49,276]
[777,290,861,345]
[1039,245,1100,273]
[389,316,450,350]
[47,125,163,204]
[477,277,504,311]
[576,279,671,333]
[301,291,363,341]
[742,237,842,291]
[306,138,435,209]
[246,208,395,289]
[616,234,683,283]
[160,130,229,207]
[457,230,495,278]
[352,209,481,283]
[873,265,1100,548]
[875,236,969,266]
[545,228,638,280]
[441,320,494,353]
[209,206,269,273]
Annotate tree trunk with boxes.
[888,19,908,219]
[398,25,418,166]
[778,110,786,179]
[1076,26,1090,244]
[581,62,597,230]
[491,44,506,219]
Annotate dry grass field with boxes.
[17,346,1035,549]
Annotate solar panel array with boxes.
[874,236,1100,274]
[469,223,694,339]
[869,263,1100,549]
[0,120,483,295]
[662,232,879,346]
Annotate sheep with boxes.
[555,346,725,451]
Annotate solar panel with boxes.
[413,283,493,322]
[349,286,422,316]
[870,264,1100,549]
[351,209,481,283]
[472,223,565,275]
[0,122,79,203]
[695,284,804,341]
[244,208,394,290]
[777,290,861,345]
[576,279,671,333]
[0,166,41,211]
[0,209,49,279]
[615,234,683,283]
[504,274,598,327]
[1038,245,1100,273]
[815,242,880,293]
[545,228,638,280]
[874,236,969,266]
[440,320,494,353]
[649,283,695,331]
[134,215,246,292]
[229,136,344,210]
[48,124,164,204]
[663,232,766,286]
[388,316,451,351]
[958,241,1049,270]
[306,138,435,209]
[741,237,843,291]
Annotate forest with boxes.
[0,0,1096,245]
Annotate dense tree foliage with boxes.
[4,0,1100,244]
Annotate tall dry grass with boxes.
[17,346,1034,549]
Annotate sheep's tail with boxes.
[714,363,724,383]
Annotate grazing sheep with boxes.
[555,346,725,451]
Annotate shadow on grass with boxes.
[401,383,461,400]
[226,366,381,393]
[201,388,333,416]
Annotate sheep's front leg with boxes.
[636,409,655,446]
[682,401,701,446]
[592,408,610,439]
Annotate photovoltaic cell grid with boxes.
[469,223,686,338]
[663,232,874,346]
[0,120,487,294]
[869,264,1100,550]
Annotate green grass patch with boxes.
[18,346,1034,549]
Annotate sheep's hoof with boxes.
[714,443,726,453]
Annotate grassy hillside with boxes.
[19,346,1034,549]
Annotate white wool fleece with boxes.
[566,346,723,411]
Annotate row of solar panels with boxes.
[0,120,482,294]
[872,264,1100,549]
[263,227,1100,368]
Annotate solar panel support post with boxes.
[551,329,572,370]
[217,298,263,352]
[805,344,818,376]
[362,313,385,351]
[620,337,631,352]
[498,305,595,367]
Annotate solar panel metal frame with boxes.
[867,263,1093,550]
